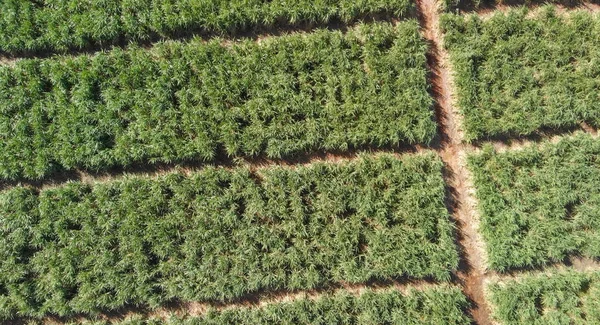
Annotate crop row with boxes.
[469,133,600,271]
[57,288,471,325]
[488,270,600,324]
[0,0,413,54]
[0,153,459,319]
[0,21,435,181]
[441,7,600,141]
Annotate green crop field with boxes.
[0,0,413,54]
[0,21,435,181]
[0,153,459,319]
[65,288,471,325]
[488,271,600,324]
[469,134,600,271]
[442,8,600,141]
[3,0,600,323]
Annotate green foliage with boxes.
[0,153,459,319]
[488,271,600,324]
[0,22,435,181]
[0,0,413,54]
[469,133,600,271]
[78,288,471,325]
[441,7,600,141]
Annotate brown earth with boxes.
[416,0,492,323]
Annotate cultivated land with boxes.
[1,1,600,324]
[470,134,600,272]
[0,22,435,181]
[488,270,600,324]
[442,7,600,141]
[0,154,460,319]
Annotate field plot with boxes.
[488,270,600,324]
[441,7,600,141]
[0,0,413,54]
[0,21,435,181]
[469,134,600,271]
[0,153,459,319]
[70,288,471,325]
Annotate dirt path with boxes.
[416,0,492,323]
[28,281,443,325]
[0,147,426,192]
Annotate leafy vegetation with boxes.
[0,22,435,181]
[469,133,600,271]
[60,287,471,325]
[488,270,600,324]
[0,153,459,319]
[0,0,414,54]
[441,7,600,141]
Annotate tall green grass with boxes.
[469,133,600,271]
[0,22,435,181]
[488,271,600,324]
[442,7,600,141]
[0,153,459,319]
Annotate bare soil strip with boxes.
[469,127,599,154]
[0,146,427,192]
[0,56,17,66]
[0,12,405,61]
[458,0,600,17]
[416,0,493,323]
[484,257,600,286]
[27,280,444,325]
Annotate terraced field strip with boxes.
[0,153,460,320]
[0,21,436,182]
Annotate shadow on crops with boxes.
[0,9,415,60]
[0,276,442,325]
[0,142,422,191]
[498,255,600,276]
[469,124,588,149]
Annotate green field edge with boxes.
[3,284,471,325]
[0,1,417,57]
